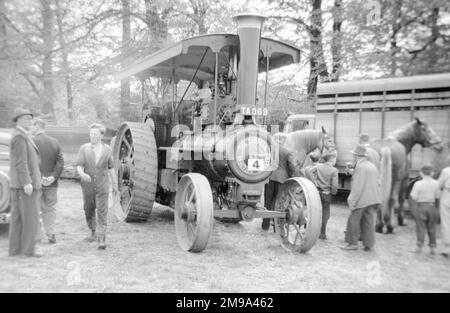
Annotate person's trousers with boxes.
[415,203,438,248]
[41,187,57,236]
[9,189,42,256]
[345,205,377,248]
[262,180,281,229]
[319,192,331,236]
[440,192,450,254]
[83,189,108,237]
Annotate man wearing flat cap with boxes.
[8,108,43,257]
[31,118,64,244]
[358,133,380,170]
[341,144,381,251]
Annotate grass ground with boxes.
[0,180,449,292]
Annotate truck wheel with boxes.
[274,177,322,253]
[0,171,10,213]
[175,173,213,253]
[112,122,158,222]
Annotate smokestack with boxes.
[234,13,265,107]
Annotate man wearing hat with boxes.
[31,118,64,244]
[308,153,338,240]
[8,108,43,257]
[359,133,380,170]
[410,165,440,255]
[342,144,381,251]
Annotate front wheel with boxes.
[175,173,213,252]
[274,177,322,253]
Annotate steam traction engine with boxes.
[114,14,322,253]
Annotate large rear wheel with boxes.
[112,122,158,222]
[274,177,322,253]
[175,173,213,253]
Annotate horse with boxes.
[371,117,443,234]
[277,127,337,171]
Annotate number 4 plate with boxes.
[248,158,266,172]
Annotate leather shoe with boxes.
[48,234,56,244]
[98,235,106,250]
[85,231,96,242]
[25,251,44,258]
[363,246,372,252]
[340,244,358,251]
[261,219,270,231]
[319,234,327,240]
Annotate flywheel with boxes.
[112,121,158,222]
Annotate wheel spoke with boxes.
[187,222,196,241]
[122,137,132,152]
[187,187,195,205]
[294,224,304,244]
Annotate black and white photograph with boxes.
[0,0,449,296]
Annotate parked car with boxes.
[0,129,11,224]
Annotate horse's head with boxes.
[414,117,443,152]
[321,126,336,154]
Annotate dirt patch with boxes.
[0,181,449,292]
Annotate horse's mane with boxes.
[285,129,323,153]
[388,120,416,142]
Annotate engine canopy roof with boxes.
[118,33,301,85]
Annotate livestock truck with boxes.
[313,73,450,191]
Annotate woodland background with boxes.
[0,0,449,128]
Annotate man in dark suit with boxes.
[341,144,381,252]
[31,118,64,244]
[262,134,300,230]
[8,108,43,257]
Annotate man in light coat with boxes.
[342,144,381,251]
[438,166,450,258]
[359,133,380,170]
[8,108,43,257]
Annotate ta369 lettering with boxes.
[240,107,268,116]
[220,297,274,309]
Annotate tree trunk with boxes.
[428,7,439,69]
[390,0,402,76]
[331,0,343,82]
[307,0,329,102]
[55,0,73,122]
[121,0,131,120]
[40,0,55,117]
[0,0,6,50]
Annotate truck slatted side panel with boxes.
[315,73,450,190]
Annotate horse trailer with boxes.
[314,73,450,191]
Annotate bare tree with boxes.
[120,0,131,120]
[0,0,6,50]
[40,0,55,117]
[55,0,74,121]
[307,0,329,99]
[389,0,402,76]
[331,0,342,81]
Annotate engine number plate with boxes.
[240,107,268,116]
[248,158,266,172]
